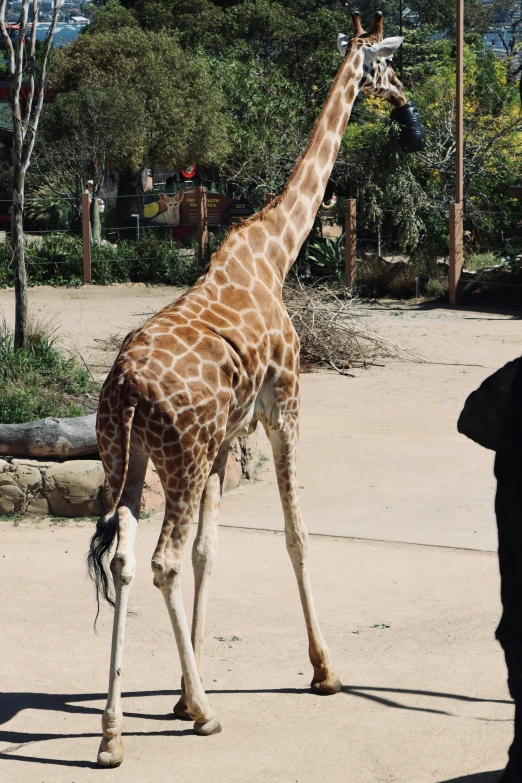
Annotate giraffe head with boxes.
[337,11,406,108]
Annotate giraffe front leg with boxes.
[174,448,227,720]
[97,506,138,767]
[268,423,342,695]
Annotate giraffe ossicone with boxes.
[88,11,406,767]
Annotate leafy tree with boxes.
[202,57,310,206]
[51,27,228,171]
[48,27,229,229]
[31,87,147,236]
[336,36,522,255]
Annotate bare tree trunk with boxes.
[0,0,62,350]
[12,168,27,349]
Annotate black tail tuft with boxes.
[87,511,118,627]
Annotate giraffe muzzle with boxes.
[391,101,426,153]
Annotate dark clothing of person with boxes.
[495,357,522,781]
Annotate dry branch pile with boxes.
[283,282,418,374]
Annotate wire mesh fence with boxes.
[0,186,521,303]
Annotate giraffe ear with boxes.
[337,33,350,57]
[366,36,404,61]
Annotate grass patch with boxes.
[0,320,98,423]
[467,252,500,271]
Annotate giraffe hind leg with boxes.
[152,478,221,736]
[174,443,229,720]
[268,422,342,695]
[95,450,148,767]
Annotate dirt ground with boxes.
[1,284,522,781]
[1,284,519,549]
[0,523,510,782]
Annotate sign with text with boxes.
[142,190,253,229]
[179,190,253,227]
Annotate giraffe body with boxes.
[90,12,406,766]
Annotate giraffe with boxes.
[88,11,407,767]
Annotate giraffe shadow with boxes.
[0,685,513,770]
[436,773,503,783]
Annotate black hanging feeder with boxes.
[390,102,426,154]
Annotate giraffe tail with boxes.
[87,402,137,626]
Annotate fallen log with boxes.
[0,414,98,458]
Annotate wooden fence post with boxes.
[265,192,276,207]
[81,191,91,283]
[449,202,463,305]
[197,186,208,264]
[345,198,356,292]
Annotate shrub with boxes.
[0,320,98,423]
[308,235,345,279]
[0,231,205,288]
[467,252,500,271]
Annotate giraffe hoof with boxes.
[310,674,342,695]
[173,698,192,721]
[97,738,123,767]
[194,716,222,736]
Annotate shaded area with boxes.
[437,773,502,782]
[0,684,512,769]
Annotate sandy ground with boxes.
[1,285,522,781]
[1,285,520,550]
[0,523,511,782]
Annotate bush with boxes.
[467,252,500,271]
[0,320,98,423]
[0,232,205,287]
[354,255,449,300]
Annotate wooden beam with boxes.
[449,202,463,306]
[197,186,208,265]
[345,198,356,292]
[456,0,464,205]
[81,191,91,283]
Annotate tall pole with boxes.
[345,198,356,293]
[455,0,463,205]
[449,0,464,306]
[399,0,403,81]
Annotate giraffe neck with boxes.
[266,47,363,280]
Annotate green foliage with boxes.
[0,321,96,424]
[49,28,230,172]
[467,252,501,270]
[205,57,310,205]
[0,233,204,288]
[42,87,148,176]
[86,0,139,34]
[308,235,345,278]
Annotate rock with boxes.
[0,484,24,514]
[142,461,163,513]
[223,433,259,492]
[43,460,105,517]
[12,463,41,493]
[26,495,50,515]
[0,433,261,518]
[223,443,242,492]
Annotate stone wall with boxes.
[0,433,259,518]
